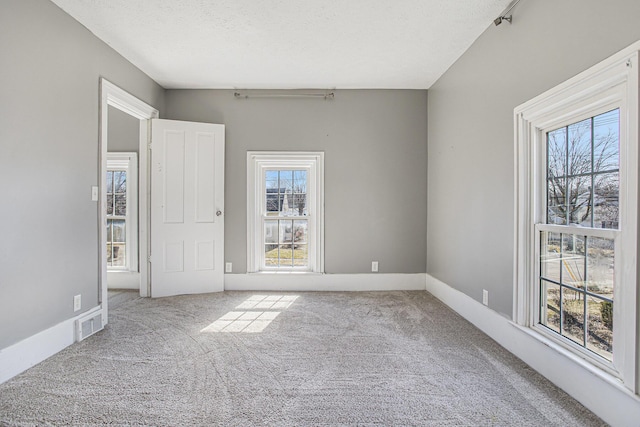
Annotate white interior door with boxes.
[150,119,224,297]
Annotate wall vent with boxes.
[76,311,104,342]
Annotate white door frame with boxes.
[99,78,159,324]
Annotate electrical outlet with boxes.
[91,186,98,201]
[372,261,379,272]
[482,289,489,306]
[74,294,82,312]
[225,262,232,273]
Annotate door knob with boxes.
[216,210,223,216]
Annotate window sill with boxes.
[508,321,638,398]
[247,271,324,275]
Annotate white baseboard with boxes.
[425,274,640,427]
[107,271,140,290]
[0,307,102,385]
[225,273,427,292]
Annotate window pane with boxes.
[293,170,307,193]
[561,234,585,289]
[114,171,127,193]
[106,219,113,243]
[291,193,306,216]
[264,220,278,244]
[265,171,280,214]
[266,191,279,213]
[540,231,561,283]
[586,237,614,299]
[293,244,308,267]
[593,172,619,229]
[278,245,293,267]
[280,193,291,215]
[567,177,591,226]
[547,177,567,225]
[593,109,619,173]
[280,170,294,194]
[540,280,560,334]
[292,171,307,216]
[293,220,308,244]
[568,118,592,176]
[112,219,125,243]
[587,295,613,360]
[112,243,126,267]
[107,194,114,216]
[265,244,278,266]
[106,171,113,193]
[547,127,566,179]
[115,194,126,216]
[265,170,279,189]
[561,286,585,346]
[279,220,292,244]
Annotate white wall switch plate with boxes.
[91,186,98,201]
[482,289,489,306]
[372,261,379,272]
[74,294,82,312]
[225,262,232,273]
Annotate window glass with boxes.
[541,110,619,361]
[539,231,614,361]
[262,170,310,268]
[106,169,128,268]
[264,170,308,217]
[546,110,620,229]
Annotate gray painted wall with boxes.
[427,0,640,316]
[165,89,428,274]
[107,106,140,153]
[0,0,164,349]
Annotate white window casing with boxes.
[514,46,639,392]
[247,152,324,273]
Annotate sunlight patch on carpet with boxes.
[201,294,298,333]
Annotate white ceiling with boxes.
[50,0,511,89]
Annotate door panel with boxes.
[151,119,224,297]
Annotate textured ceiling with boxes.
[50,0,512,89]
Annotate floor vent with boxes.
[76,311,104,342]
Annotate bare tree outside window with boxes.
[547,109,619,228]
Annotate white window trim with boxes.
[514,44,639,392]
[106,152,138,273]
[247,152,324,273]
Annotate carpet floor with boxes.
[0,291,604,426]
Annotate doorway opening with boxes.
[99,79,158,325]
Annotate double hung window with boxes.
[515,48,638,390]
[247,152,324,273]
[264,170,310,268]
[539,109,619,361]
[106,153,137,272]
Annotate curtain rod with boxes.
[234,91,335,100]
